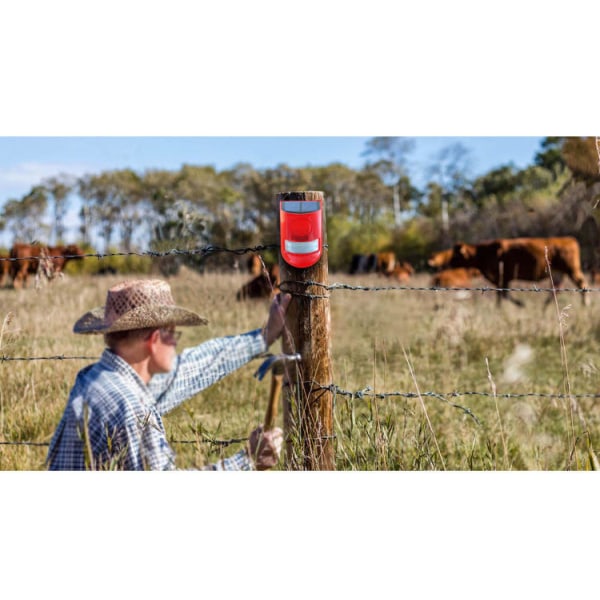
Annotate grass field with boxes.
[1,267,600,470]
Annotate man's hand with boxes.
[248,426,283,470]
[262,293,292,347]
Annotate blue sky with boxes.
[0,136,544,201]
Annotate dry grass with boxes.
[1,268,600,470]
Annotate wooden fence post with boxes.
[276,190,335,470]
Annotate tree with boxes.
[142,167,215,266]
[426,142,472,244]
[562,137,600,183]
[348,167,390,222]
[396,174,423,215]
[78,172,121,252]
[0,199,26,240]
[534,137,566,178]
[247,164,313,234]
[142,168,180,233]
[220,162,262,243]
[0,185,49,242]
[43,174,74,244]
[110,169,145,252]
[150,202,208,276]
[468,164,520,208]
[362,137,416,226]
[305,163,358,216]
[418,181,443,219]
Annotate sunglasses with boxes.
[158,328,182,343]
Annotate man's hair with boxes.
[104,327,157,350]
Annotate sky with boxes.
[0,135,545,200]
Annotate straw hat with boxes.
[73,279,208,334]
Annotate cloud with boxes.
[0,162,94,200]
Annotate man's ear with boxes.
[146,329,160,347]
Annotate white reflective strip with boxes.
[285,239,319,254]
[281,201,320,213]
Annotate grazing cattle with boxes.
[10,243,45,288]
[0,254,10,287]
[247,254,264,276]
[431,267,481,308]
[349,253,377,274]
[428,237,589,307]
[390,260,415,283]
[9,243,85,289]
[432,267,481,288]
[376,252,396,276]
[236,264,280,301]
[46,244,85,275]
[427,248,454,269]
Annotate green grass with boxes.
[1,268,599,470]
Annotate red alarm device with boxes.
[280,198,323,268]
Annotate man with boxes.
[46,279,291,471]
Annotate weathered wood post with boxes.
[276,190,335,470]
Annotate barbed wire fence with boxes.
[1,242,599,451]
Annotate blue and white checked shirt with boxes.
[46,329,267,470]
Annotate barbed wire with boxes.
[0,355,98,362]
[320,383,600,401]
[281,280,599,297]
[0,437,248,449]
[3,384,600,449]
[0,244,280,263]
[0,435,339,449]
[318,384,600,427]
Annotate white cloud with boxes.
[0,162,94,200]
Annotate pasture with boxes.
[1,267,600,470]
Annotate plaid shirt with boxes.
[46,329,267,471]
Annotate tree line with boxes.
[1,137,599,273]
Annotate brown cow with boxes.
[390,260,415,283]
[0,254,10,287]
[10,243,85,289]
[47,244,85,275]
[247,254,263,276]
[429,237,589,307]
[10,243,44,288]
[376,252,396,276]
[236,264,280,301]
[432,267,481,288]
[427,248,454,269]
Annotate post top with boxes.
[275,191,324,201]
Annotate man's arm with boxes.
[150,329,267,415]
[150,293,291,416]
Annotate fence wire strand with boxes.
[1,355,98,362]
[282,279,597,297]
[0,244,280,263]
[3,384,600,448]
